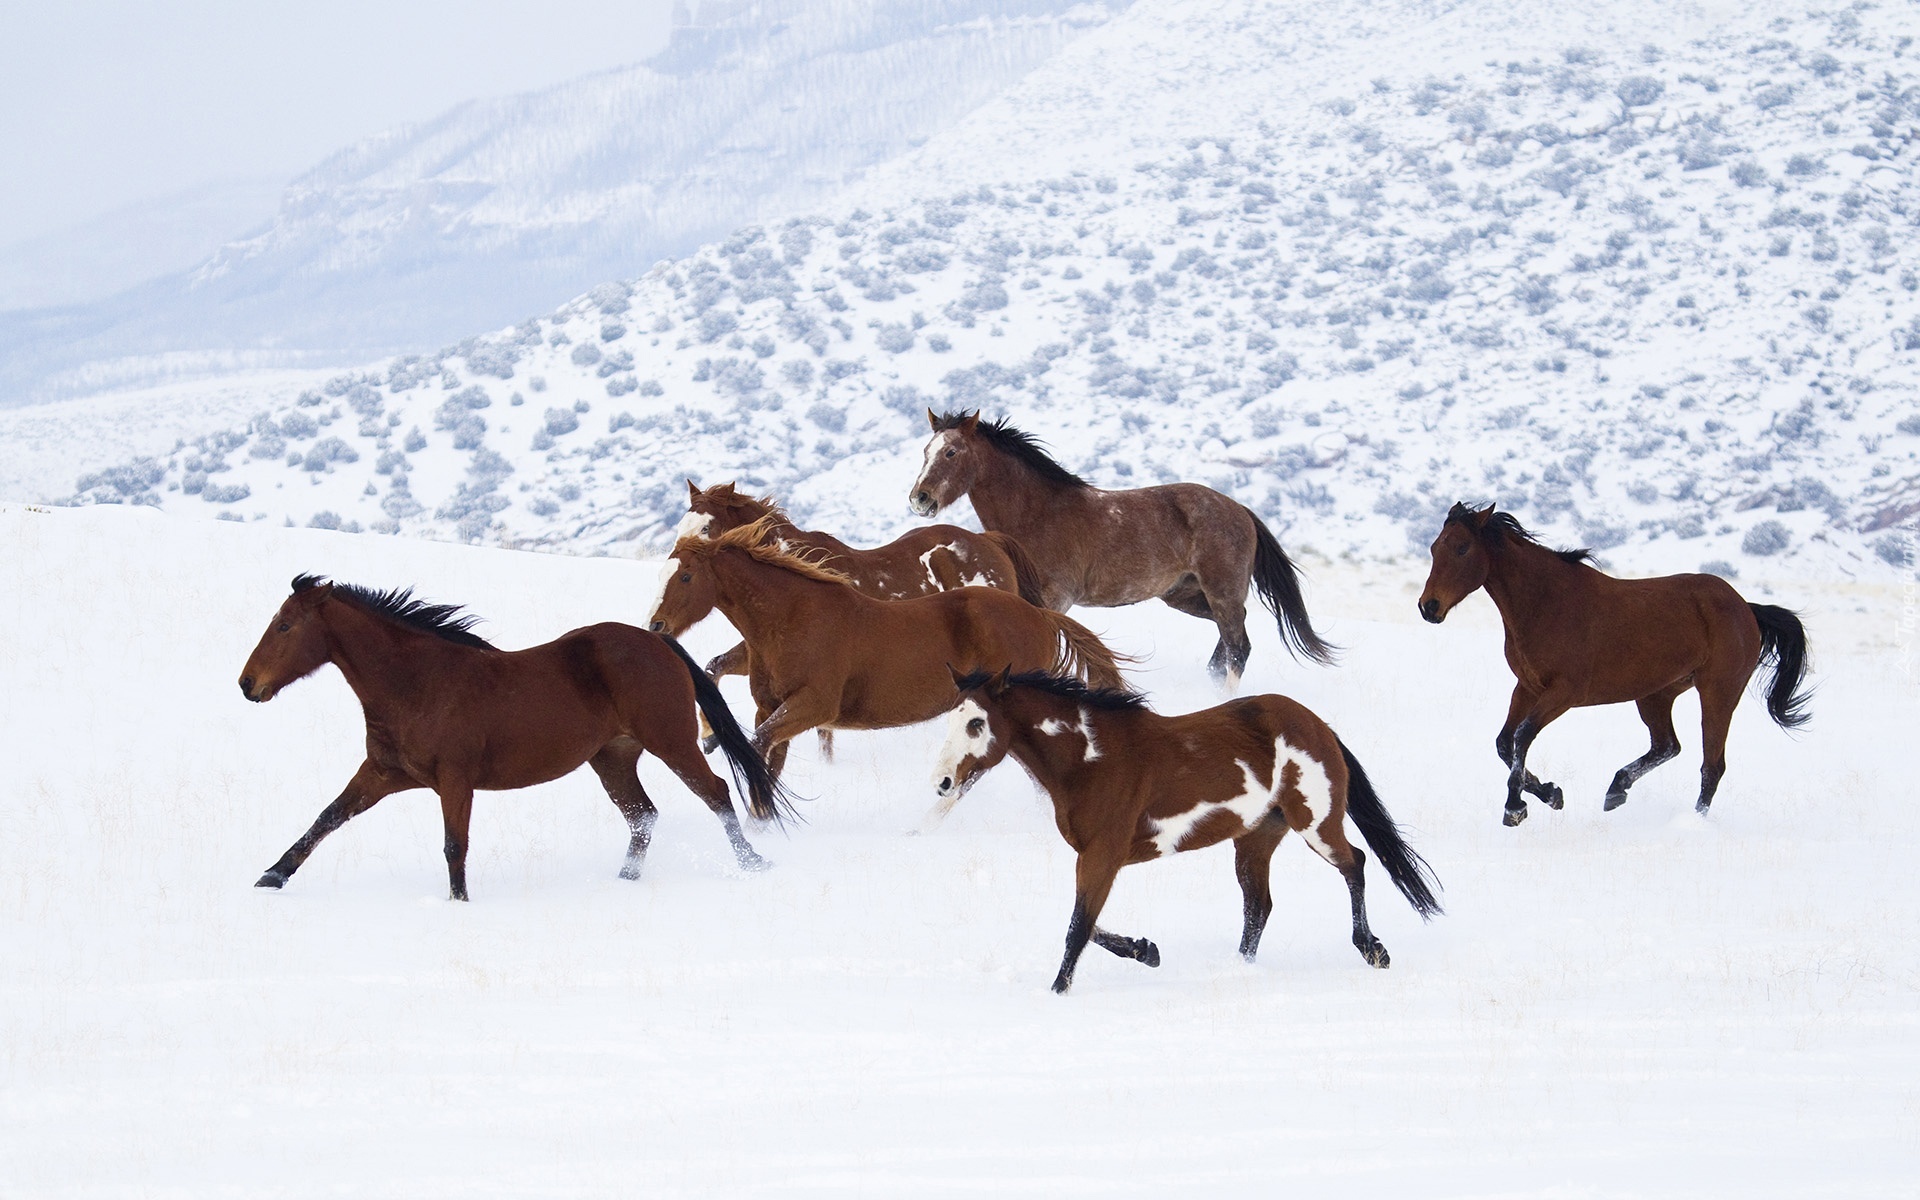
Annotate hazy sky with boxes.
[2,1,679,245]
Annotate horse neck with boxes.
[318,600,458,715]
[965,446,1083,537]
[704,548,826,641]
[998,693,1103,793]
[1480,536,1584,632]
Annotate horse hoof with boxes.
[1541,785,1564,811]
[699,734,720,755]
[1695,799,1713,815]
[618,862,644,881]
[1603,790,1627,812]
[737,853,773,872]
[1137,940,1161,968]
[1502,804,1529,827]
[254,871,286,889]
[1050,976,1073,995]
[1363,941,1391,969]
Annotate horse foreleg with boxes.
[437,784,476,901]
[256,759,412,889]
[1090,927,1160,968]
[750,695,829,784]
[1053,843,1126,994]
[1496,687,1567,824]
[1606,687,1684,812]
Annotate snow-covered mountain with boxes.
[0,0,1127,404]
[42,0,1920,579]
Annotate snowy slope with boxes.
[3,502,1914,1194]
[37,0,1920,580]
[0,0,1128,404]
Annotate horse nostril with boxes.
[239,676,254,697]
[939,777,952,792]
[1418,599,1441,623]
[649,621,664,633]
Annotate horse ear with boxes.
[948,663,970,688]
[1469,503,1497,528]
[990,664,1014,696]
[687,479,700,500]
[299,581,334,606]
[959,411,980,434]
[926,407,940,430]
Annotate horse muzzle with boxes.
[239,675,270,702]
[1418,597,1445,624]
[909,491,937,517]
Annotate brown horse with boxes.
[240,574,789,900]
[1418,504,1812,826]
[932,669,1442,993]
[908,410,1335,687]
[646,517,1128,780]
[680,480,1044,758]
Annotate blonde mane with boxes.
[671,515,852,586]
[692,483,790,527]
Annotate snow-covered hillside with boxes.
[4,502,1914,1193]
[0,0,1126,404]
[42,0,1920,579]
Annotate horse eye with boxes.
[1453,541,1471,557]
[277,623,290,633]
[945,448,956,458]
[967,718,985,736]
[679,573,692,583]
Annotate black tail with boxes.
[1338,739,1442,919]
[660,635,798,824]
[1245,507,1337,665]
[1749,604,1813,730]
[983,531,1050,608]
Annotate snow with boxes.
[4,502,1915,1194]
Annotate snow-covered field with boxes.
[4,502,1914,1195]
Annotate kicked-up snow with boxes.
[2,503,1914,1194]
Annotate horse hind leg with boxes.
[647,736,770,872]
[1694,677,1741,815]
[1605,687,1684,812]
[1233,821,1285,962]
[587,741,661,880]
[1090,927,1161,968]
[1301,817,1388,969]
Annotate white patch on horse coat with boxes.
[675,511,712,539]
[914,431,958,498]
[933,699,993,796]
[1037,708,1100,761]
[918,544,963,590]
[1148,736,1333,857]
[649,555,687,623]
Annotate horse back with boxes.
[1054,482,1256,605]
[1556,571,1762,703]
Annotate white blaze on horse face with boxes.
[675,510,713,540]
[914,430,960,506]
[933,698,994,797]
[650,555,687,624]
[1038,707,1101,761]
[1147,737,1333,857]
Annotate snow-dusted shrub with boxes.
[750,336,776,359]
[927,334,952,353]
[699,310,738,342]
[1729,160,1768,187]
[1516,276,1560,315]
[202,482,250,504]
[895,246,950,273]
[1873,534,1913,567]
[404,427,427,453]
[608,411,636,432]
[280,410,319,440]
[590,282,631,316]
[1701,559,1738,578]
[1752,84,1794,110]
[963,279,1009,311]
[463,343,518,380]
[375,450,406,475]
[544,408,580,437]
[1616,76,1664,106]
[606,375,637,397]
[571,342,602,367]
[1741,520,1791,556]
[694,357,764,396]
[875,323,915,354]
[249,433,287,460]
[308,511,344,530]
[596,350,634,378]
[807,403,847,432]
[528,496,560,517]
[302,438,359,471]
[1784,154,1823,177]
[639,379,665,397]
[823,359,862,384]
[600,322,626,342]
[446,415,487,450]
[782,360,815,389]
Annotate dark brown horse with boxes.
[240,575,788,900]
[1418,504,1812,826]
[933,669,1442,993]
[908,410,1335,686]
[646,517,1128,780]
[680,481,1044,758]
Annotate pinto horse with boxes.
[646,517,1129,781]
[1418,504,1812,826]
[239,575,789,900]
[932,669,1442,994]
[908,410,1335,686]
[679,481,1044,757]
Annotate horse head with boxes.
[1419,503,1496,623]
[910,409,982,516]
[648,542,719,637]
[932,665,1015,800]
[239,575,336,702]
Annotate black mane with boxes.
[1445,504,1594,566]
[933,412,1089,489]
[292,573,495,648]
[953,669,1149,712]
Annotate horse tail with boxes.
[1244,506,1338,666]
[1748,604,1813,730]
[1337,738,1442,919]
[1044,611,1133,691]
[982,531,1050,608]
[659,634,798,824]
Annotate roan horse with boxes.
[647,517,1129,780]
[908,410,1336,686]
[679,480,1044,758]
[240,574,789,900]
[1418,504,1812,826]
[932,668,1442,993]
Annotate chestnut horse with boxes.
[932,669,1442,993]
[240,574,789,900]
[647,517,1129,780]
[908,410,1335,686]
[1418,504,1812,826]
[680,480,1044,758]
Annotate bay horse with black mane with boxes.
[679,480,1044,757]
[1419,504,1812,826]
[240,575,789,900]
[647,517,1129,781]
[932,668,1442,994]
[908,410,1335,686]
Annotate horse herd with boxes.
[239,410,1813,993]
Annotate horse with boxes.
[679,480,1045,759]
[239,574,790,900]
[646,516,1129,781]
[907,410,1336,688]
[1417,503,1812,826]
[932,668,1442,994]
